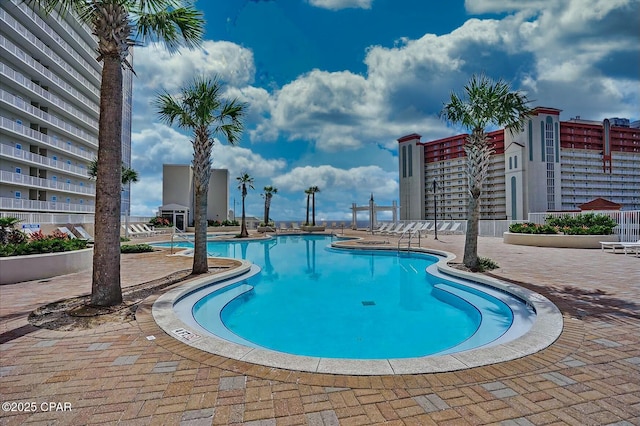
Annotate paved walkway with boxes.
[1,232,639,425]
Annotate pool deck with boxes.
[1,231,639,425]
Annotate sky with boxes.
[128,0,640,222]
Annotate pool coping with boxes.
[152,240,563,375]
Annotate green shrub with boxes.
[222,219,239,226]
[509,222,558,234]
[478,257,499,272]
[120,236,131,242]
[510,214,616,235]
[120,244,154,253]
[0,237,87,257]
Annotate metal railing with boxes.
[0,170,95,195]
[0,199,94,214]
[0,143,89,176]
[0,117,97,159]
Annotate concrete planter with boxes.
[503,232,618,249]
[257,226,276,233]
[301,225,326,232]
[0,248,93,285]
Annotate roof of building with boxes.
[578,197,622,211]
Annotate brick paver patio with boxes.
[1,231,638,425]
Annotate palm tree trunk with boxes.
[306,194,310,225]
[91,57,123,307]
[192,186,208,274]
[241,192,248,237]
[463,195,481,270]
[265,195,271,224]
[312,193,316,226]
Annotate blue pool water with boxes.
[159,235,516,359]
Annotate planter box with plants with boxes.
[0,223,91,284]
[504,213,618,248]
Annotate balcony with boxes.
[0,8,100,99]
[0,34,99,114]
[0,143,89,177]
[0,89,98,145]
[0,196,94,213]
[10,0,99,76]
[0,116,96,160]
[0,62,98,131]
[0,170,95,196]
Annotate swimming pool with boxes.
[157,235,535,361]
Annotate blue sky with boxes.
[129,0,640,221]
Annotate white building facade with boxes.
[399,107,640,221]
[0,0,133,218]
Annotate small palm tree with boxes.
[262,186,278,226]
[88,159,139,187]
[0,217,23,245]
[310,186,320,226]
[237,173,255,238]
[23,0,204,307]
[441,74,532,270]
[155,77,245,274]
[304,188,313,225]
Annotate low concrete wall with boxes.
[0,248,93,285]
[186,226,240,233]
[503,232,618,249]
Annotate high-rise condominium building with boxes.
[398,107,640,221]
[0,0,133,218]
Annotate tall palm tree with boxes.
[23,0,204,306]
[262,186,278,225]
[304,188,313,225]
[155,77,245,274]
[441,74,532,271]
[310,186,320,226]
[237,173,254,238]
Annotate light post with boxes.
[433,179,438,240]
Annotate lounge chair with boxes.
[291,222,301,230]
[140,224,162,235]
[381,223,404,235]
[414,222,431,236]
[278,222,289,232]
[600,240,626,253]
[389,222,416,236]
[622,240,640,256]
[444,222,463,234]
[57,226,76,239]
[436,222,451,233]
[73,225,94,242]
[125,224,147,237]
[372,223,390,234]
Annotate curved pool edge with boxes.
[152,245,563,376]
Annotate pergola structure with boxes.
[350,195,398,229]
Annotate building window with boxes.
[66,197,71,203]
[52,155,57,161]
[514,156,518,169]
[16,119,22,125]
[16,143,22,150]
[401,145,406,178]
[15,167,21,174]
[52,196,57,202]
[528,120,533,161]
[509,157,513,170]
[408,144,413,177]
[79,199,84,204]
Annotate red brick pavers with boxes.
[1,234,639,425]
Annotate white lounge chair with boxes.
[436,222,451,233]
[389,222,416,236]
[291,222,301,230]
[57,226,76,239]
[372,223,390,234]
[125,224,147,237]
[73,225,93,241]
[622,240,640,256]
[445,222,463,234]
[414,222,432,235]
[140,224,162,235]
[381,223,404,235]
[600,241,625,253]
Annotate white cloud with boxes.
[308,0,373,11]
[134,40,256,91]
[273,165,398,198]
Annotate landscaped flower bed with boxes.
[505,213,618,248]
